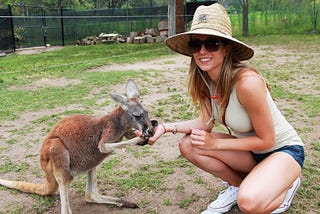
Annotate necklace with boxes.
[197,70,231,135]
[197,67,219,126]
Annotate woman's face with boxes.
[190,35,228,81]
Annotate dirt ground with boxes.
[0,45,319,214]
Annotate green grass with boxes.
[0,43,172,122]
[230,4,319,36]
[98,156,192,193]
[0,159,29,174]
[30,194,56,213]
[0,35,319,213]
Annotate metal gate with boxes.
[0,7,15,54]
[9,5,63,49]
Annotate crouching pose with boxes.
[144,3,304,214]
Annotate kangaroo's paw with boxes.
[98,145,114,154]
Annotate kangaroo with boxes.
[0,79,155,214]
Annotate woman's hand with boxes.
[147,124,166,145]
[190,128,217,149]
[134,124,166,145]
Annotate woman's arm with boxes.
[148,118,211,145]
[162,119,209,134]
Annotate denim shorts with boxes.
[251,145,305,169]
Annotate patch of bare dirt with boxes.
[252,45,320,96]
[15,46,63,55]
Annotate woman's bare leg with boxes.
[237,152,302,213]
[179,133,302,213]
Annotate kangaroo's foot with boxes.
[85,192,139,208]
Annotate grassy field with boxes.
[0,43,171,122]
[0,35,319,213]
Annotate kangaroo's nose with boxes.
[151,120,158,127]
[145,120,158,137]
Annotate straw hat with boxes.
[165,3,254,61]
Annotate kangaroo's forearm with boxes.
[98,136,144,153]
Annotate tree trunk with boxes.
[242,0,249,37]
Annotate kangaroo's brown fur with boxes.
[0,79,154,214]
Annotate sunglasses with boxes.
[188,39,221,53]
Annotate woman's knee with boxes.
[237,191,257,213]
[237,186,267,213]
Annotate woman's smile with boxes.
[199,56,212,63]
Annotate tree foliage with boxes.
[224,0,319,13]
[1,0,318,10]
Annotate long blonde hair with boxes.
[188,51,257,125]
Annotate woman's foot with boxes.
[202,184,238,213]
[271,177,301,213]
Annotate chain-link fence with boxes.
[8,5,64,49]
[1,1,319,53]
[61,6,167,45]
[5,4,167,49]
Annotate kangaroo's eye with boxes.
[134,115,142,121]
[132,110,143,121]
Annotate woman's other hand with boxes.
[190,128,217,149]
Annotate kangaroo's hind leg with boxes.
[85,168,138,208]
[46,138,74,214]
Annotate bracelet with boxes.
[172,124,177,134]
[160,124,167,134]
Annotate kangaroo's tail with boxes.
[0,178,58,196]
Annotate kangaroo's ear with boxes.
[126,79,140,100]
[109,93,130,111]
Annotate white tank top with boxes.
[213,85,304,154]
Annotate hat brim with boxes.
[165,29,254,61]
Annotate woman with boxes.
[144,3,304,214]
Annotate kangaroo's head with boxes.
[109,79,155,138]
